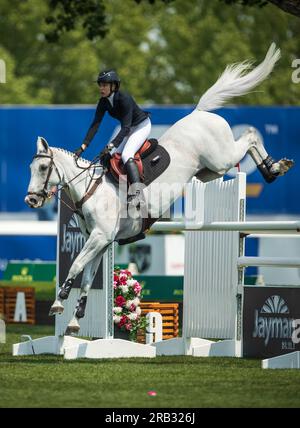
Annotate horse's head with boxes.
[25,137,62,209]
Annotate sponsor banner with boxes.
[58,190,102,289]
[136,276,183,302]
[3,262,56,282]
[243,286,300,358]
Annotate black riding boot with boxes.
[125,158,145,208]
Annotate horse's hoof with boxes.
[49,301,64,316]
[65,325,80,335]
[276,158,295,176]
[65,318,80,335]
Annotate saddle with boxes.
[108,138,170,186]
[107,138,171,246]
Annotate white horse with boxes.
[25,43,293,334]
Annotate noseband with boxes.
[27,149,62,201]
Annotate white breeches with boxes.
[115,118,151,164]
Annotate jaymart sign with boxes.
[243,286,300,358]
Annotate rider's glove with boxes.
[106,142,116,155]
[100,151,112,168]
[99,143,116,168]
[99,143,116,167]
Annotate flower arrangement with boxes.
[113,267,147,341]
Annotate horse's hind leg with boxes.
[240,128,294,183]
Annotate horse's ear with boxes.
[37,136,49,153]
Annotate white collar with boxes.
[108,92,115,106]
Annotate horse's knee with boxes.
[80,282,91,294]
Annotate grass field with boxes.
[1,325,300,408]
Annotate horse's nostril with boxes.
[25,195,38,206]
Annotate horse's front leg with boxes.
[65,250,104,335]
[49,230,111,315]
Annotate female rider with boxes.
[75,70,151,207]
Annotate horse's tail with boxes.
[196,43,281,112]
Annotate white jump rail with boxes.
[0,221,57,236]
[1,220,300,236]
[152,221,300,234]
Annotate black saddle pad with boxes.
[141,143,170,186]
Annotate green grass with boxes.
[1,325,300,408]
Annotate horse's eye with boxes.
[39,164,48,172]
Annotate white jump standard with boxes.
[151,173,300,364]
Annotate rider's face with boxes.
[99,82,114,97]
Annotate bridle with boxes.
[26,148,105,219]
[26,148,62,202]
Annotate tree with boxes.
[220,1,300,19]
[1,0,299,105]
[44,0,300,44]
[44,0,174,42]
[0,46,51,103]
[139,0,300,105]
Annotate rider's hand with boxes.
[100,150,112,168]
[74,144,86,158]
[99,143,115,167]
[106,142,116,155]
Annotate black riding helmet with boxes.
[96,69,121,91]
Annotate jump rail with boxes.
[151,221,300,234]
[1,219,300,236]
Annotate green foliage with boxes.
[220,0,300,18]
[45,0,107,43]
[44,0,174,42]
[221,0,268,7]
[0,0,300,105]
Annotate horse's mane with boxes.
[52,146,91,165]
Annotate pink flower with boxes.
[119,315,127,327]
[119,274,128,285]
[113,281,118,289]
[133,282,142,295]
[115,295,126,307]
[121,269,132,277]
[130,304,136,312]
